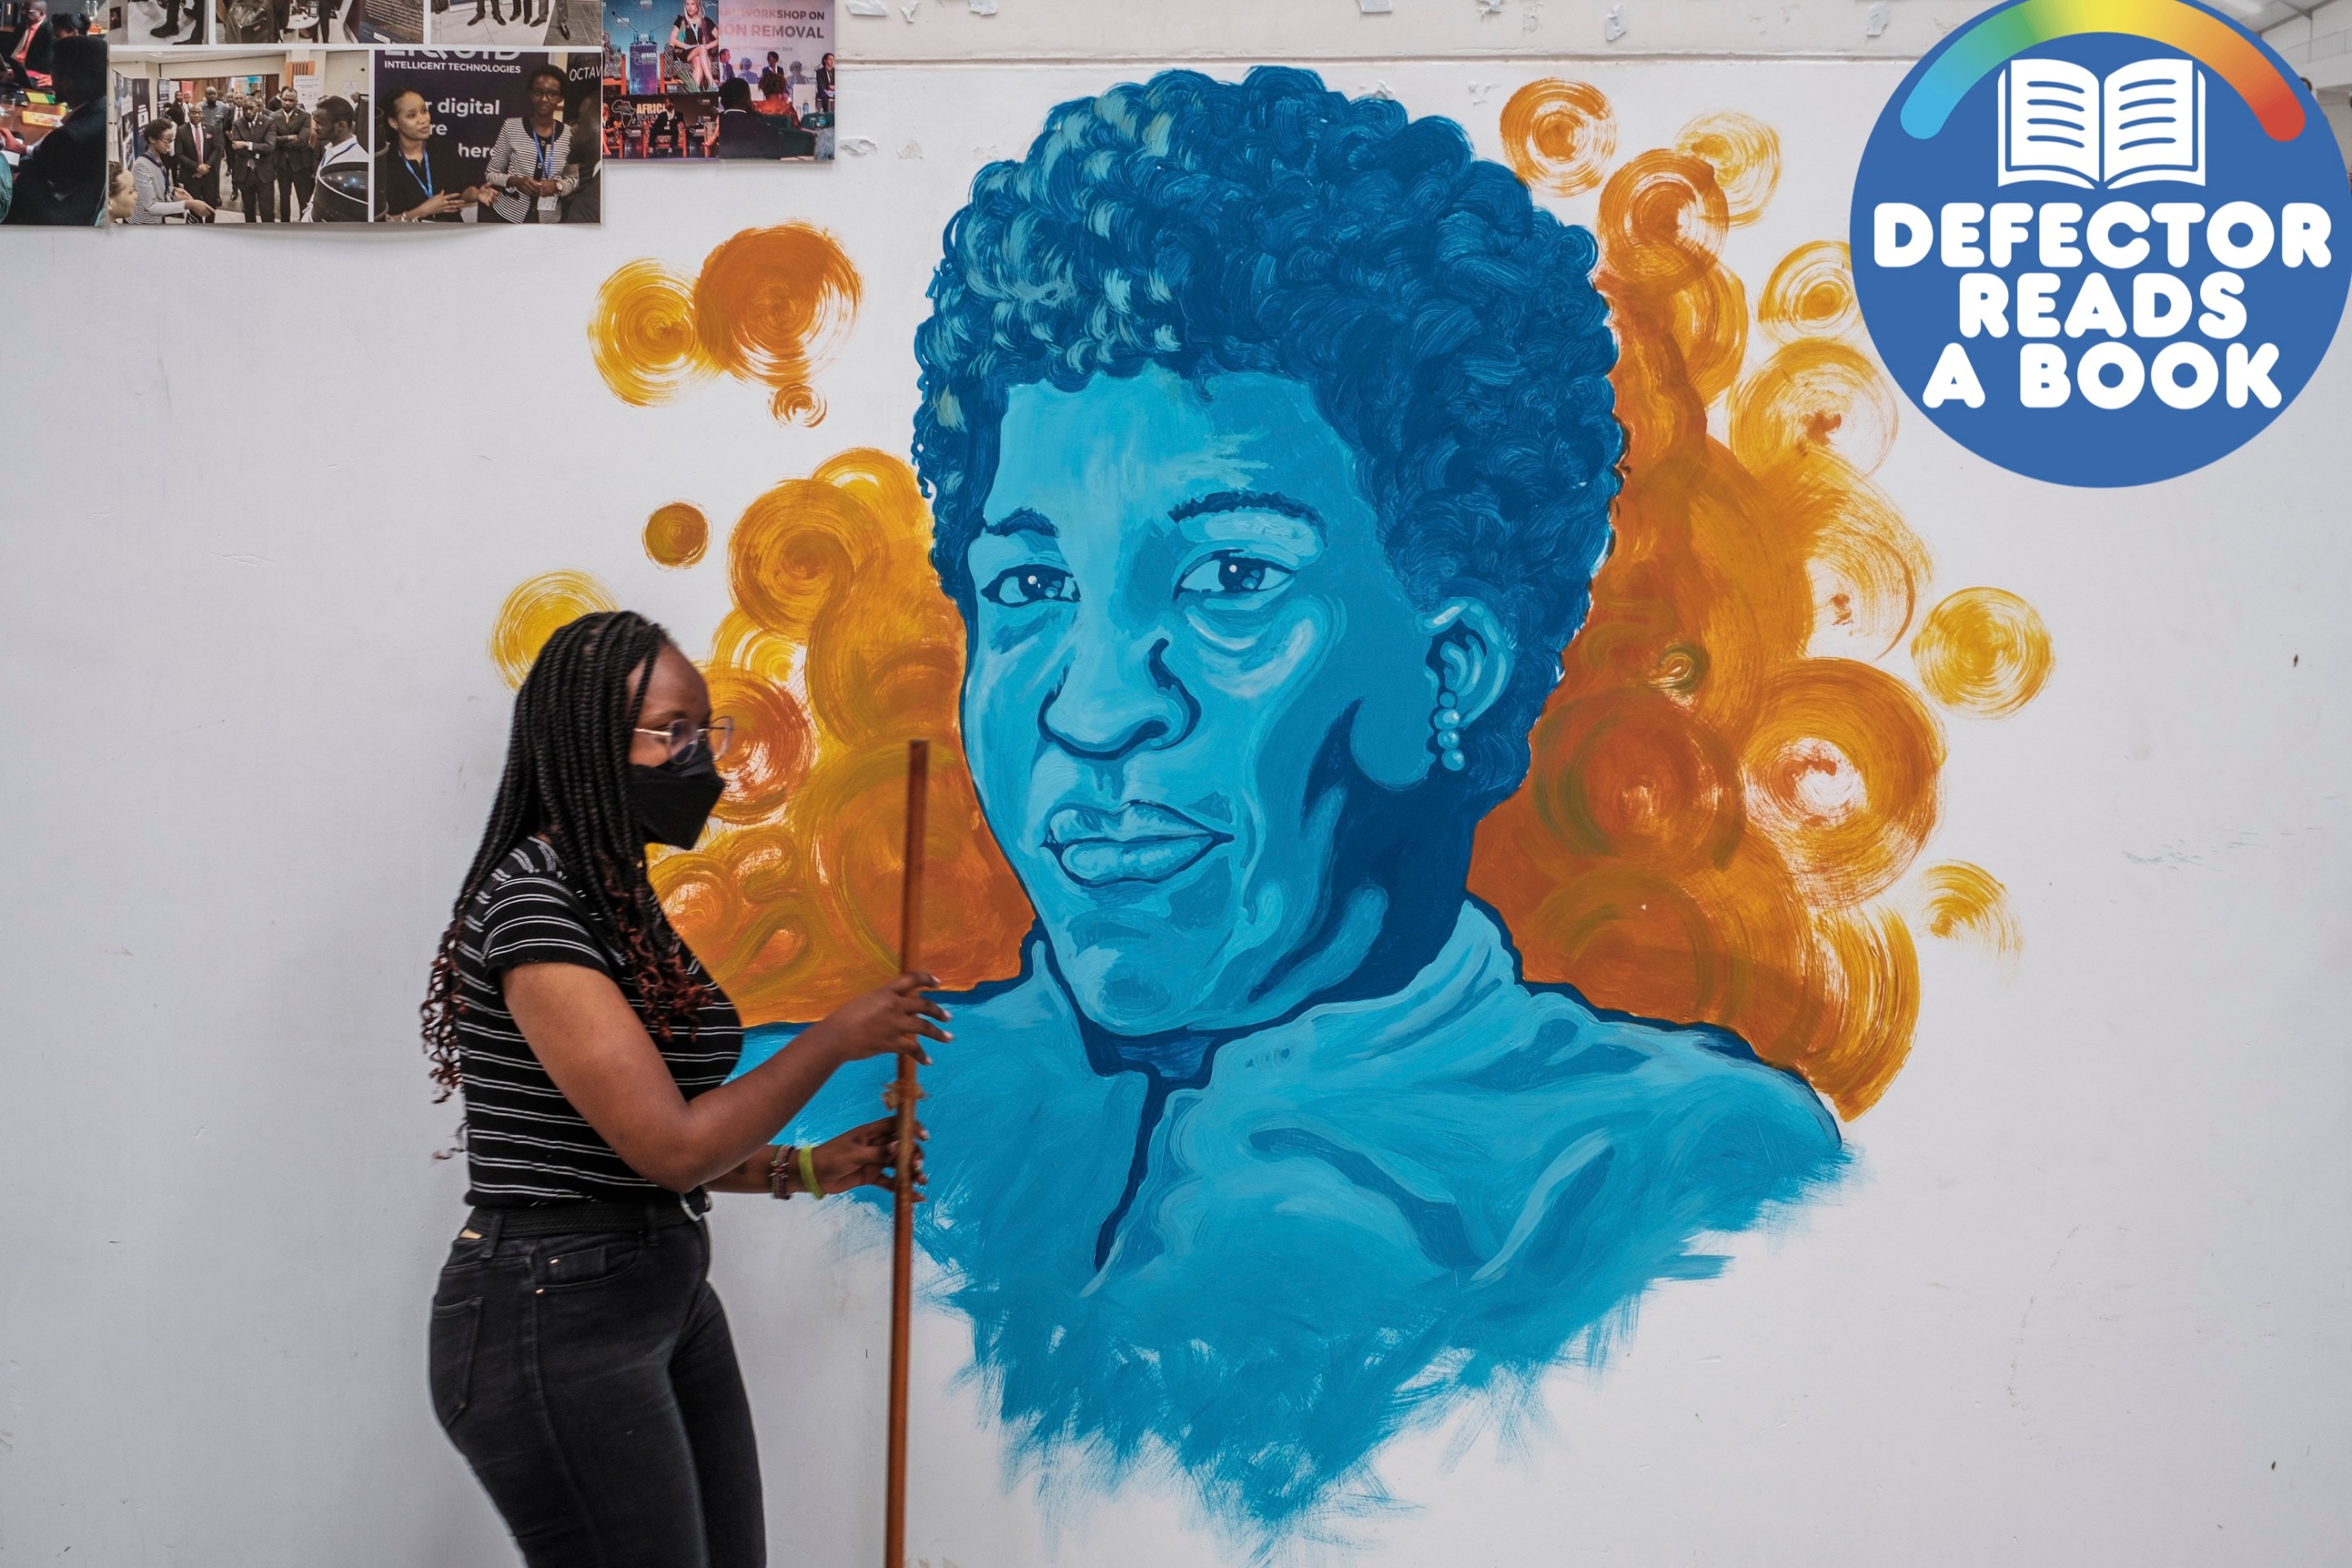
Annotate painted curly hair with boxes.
[911,65,1623,805]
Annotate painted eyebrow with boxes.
[1167,490,1325,534]
[981,507,1057,539]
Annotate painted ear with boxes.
[1419,598,1515,731]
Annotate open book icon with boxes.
[1998,57,2206,189]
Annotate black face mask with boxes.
[629,749,725,849]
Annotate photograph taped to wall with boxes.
[103,0,203,49]
[214,0,420,48]
[372,47,597,221]
[2,11,110,226]
[109,46,369,222]
[424,0,590,55]
[599,0,826,160]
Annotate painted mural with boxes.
[504,63,2056,1552]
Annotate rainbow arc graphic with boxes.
[1900,0,2306,142]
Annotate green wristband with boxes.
[797,1142,826,1199]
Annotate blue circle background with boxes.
[1850,2,2352,488]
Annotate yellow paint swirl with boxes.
[1731,339,1902,478]
[589,260,707,407]
[488,570,619,689]
[644,502,710,568]
[1673,110,1780,227]
[1759,240,1861,343]
[1913,587,2054,717]
[1919,860,2022,959]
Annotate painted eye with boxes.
[981,564,1079,607]
[1177,553,1294,598]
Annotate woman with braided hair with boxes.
[421,609,946,1568]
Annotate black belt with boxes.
[467,1190,707,1239]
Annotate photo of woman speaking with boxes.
[480,62,573,223]
[372,86,486,223]
[128,114,212,222]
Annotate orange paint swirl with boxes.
[488,570,617,689]
[589,259,708,407]
[706,668,813,824]
[1784,455,1932,661]
[644,501,710,568]
[694,225,861,427]
[1759,240,1861,343]
[648,450,1031,1026]
[1478,110,1960,1117]
[1913,587,2054,718]
[1740,660,1943,908]
[1595,149,1731,292]
[1805,906,1921,1114]
[590,225,860,425]
[1673,111,1780,227]
[1499,79,1618,198]
[1526,688,1744,875]
[1668,263,1748,407]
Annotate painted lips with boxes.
[1043,801,1231,888]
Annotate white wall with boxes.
[2266,0,2352,90]
[2265,0,2352,155]
[2,9,2349,1568]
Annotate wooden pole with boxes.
[884,738,929,1568]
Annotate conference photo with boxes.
[109,45,369,221]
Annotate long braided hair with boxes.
[421,610,714,1101]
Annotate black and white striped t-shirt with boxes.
[455,837,742,1205]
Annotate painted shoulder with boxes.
[1535,979,1835,1125]
[1487,978,1844,1155]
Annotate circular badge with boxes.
[1851,0,2352,487]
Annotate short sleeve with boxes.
[476,862,613,976]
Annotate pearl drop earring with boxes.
[1432,688,1466,773]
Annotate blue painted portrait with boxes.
[742,66,1842,1539]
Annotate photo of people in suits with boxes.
[104,45,369,221]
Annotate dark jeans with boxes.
[429,1211,766,1567]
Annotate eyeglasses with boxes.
[635,717,736,762]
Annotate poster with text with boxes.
[599,0,825,160]
[371,48,599,223]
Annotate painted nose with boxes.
[1040,635,1196,761]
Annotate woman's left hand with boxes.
[813,1115,926,1196]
